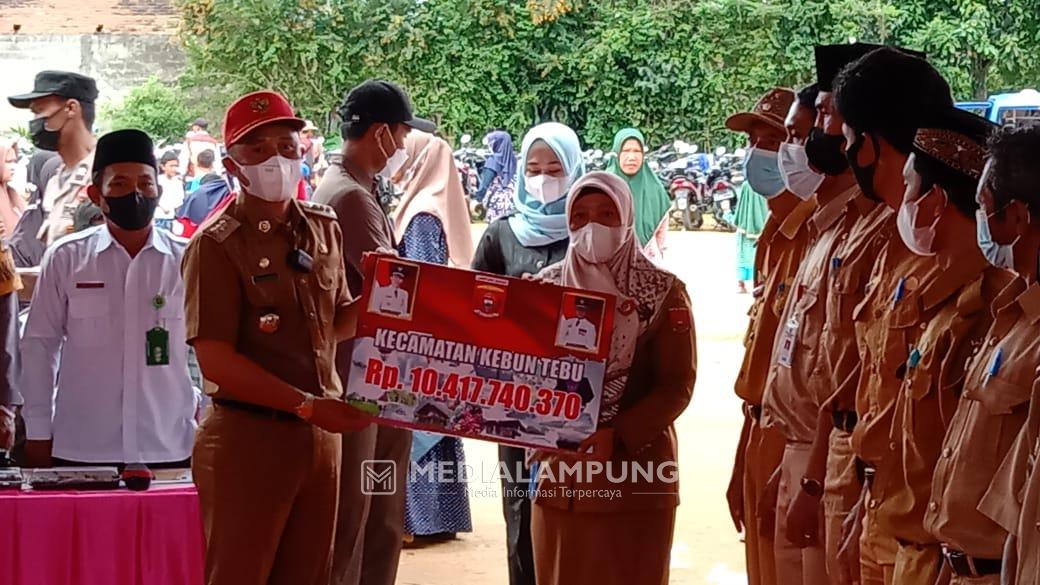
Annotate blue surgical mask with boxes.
[976,208,1016,270]
[744,147,786,198]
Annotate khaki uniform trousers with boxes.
[744,418,786,585]
[332,424,412,585]
[825,429,864,584]
[193,405,342,585]
[859,485,898,585]
[893,543,941,585]
[775,442,828,585]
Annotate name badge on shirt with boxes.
[146,327,170,366]
[75,281,105,289]
[777,317,800,369]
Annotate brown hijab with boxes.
[392,131,475,268]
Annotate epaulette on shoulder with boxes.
[200,214,241,243]
[300,200,338,220]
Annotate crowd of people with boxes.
[730,42,1040,585]
[0,69,696,585]
[7,37,1040,585]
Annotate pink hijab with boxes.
[392,131,475,268]
[541,171,676,423]
[0,143,25,238]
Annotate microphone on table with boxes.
[121,464,154,491]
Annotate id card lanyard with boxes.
[146,293,170,366]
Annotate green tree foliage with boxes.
[100,77,192,143]
[175,0,1040,150]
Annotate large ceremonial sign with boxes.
[346,254,615,451]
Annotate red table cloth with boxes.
[0,486,204,585]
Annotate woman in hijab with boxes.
[471,121,584,585]
[474,130,518,222]
[531,171,696,585]
[733,182,768,293]
[606,128,670,260]
[0,144,26,240]
[395,131,476,267]
[392,131,476,542]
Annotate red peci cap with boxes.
[222,90,306,148]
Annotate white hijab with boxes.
[541,171,676,423]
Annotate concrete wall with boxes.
[0,33,185,130]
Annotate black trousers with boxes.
[499,445,535,585]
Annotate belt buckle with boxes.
[943,545,976,578]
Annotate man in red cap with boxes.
[181,90,369,585]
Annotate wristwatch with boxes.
[293,395,315,421]
[800,477,823,497]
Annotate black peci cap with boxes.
[815,43,926,92]
[9,70,99,109]
[94,129,157,178]
[338,80,436,137]
[391,265,407,277]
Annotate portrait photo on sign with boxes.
[554,293,606,353]
[367,258,421,320]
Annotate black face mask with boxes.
[846,132,882,202]
[805,128,849,176]
[29,115,62,151]
[103,191,158,231]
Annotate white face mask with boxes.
[896,189,945,257]
[976,208,1018,270]
[778,142,824,201]
[236,155,302,202]
[572,222,626,264]
[377,125,409,179]
[525,174,568,205]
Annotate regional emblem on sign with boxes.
[472,283,507,318]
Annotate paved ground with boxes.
[397,228,751,585]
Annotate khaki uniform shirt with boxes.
[850,236,944,470]
[40,151,94,245]
[819,199,892,412]
[980,376,1040,585]
[925,278,1040,559]
[182,196,352,400]
[734,198,817,406]
[760,186,860,443]
[874,254,1004,545]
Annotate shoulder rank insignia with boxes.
[300,200,337,220]
[201,214,241,243]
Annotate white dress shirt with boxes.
[372,284,410,315]
[560,317,597,349]
[157,175,186,220]
[20,225,197,464]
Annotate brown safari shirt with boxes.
[873,253,1005,545]
[926,277,1040,559]
[182,195,352,400]
[759,186,860,443]
[734,198,817,406]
